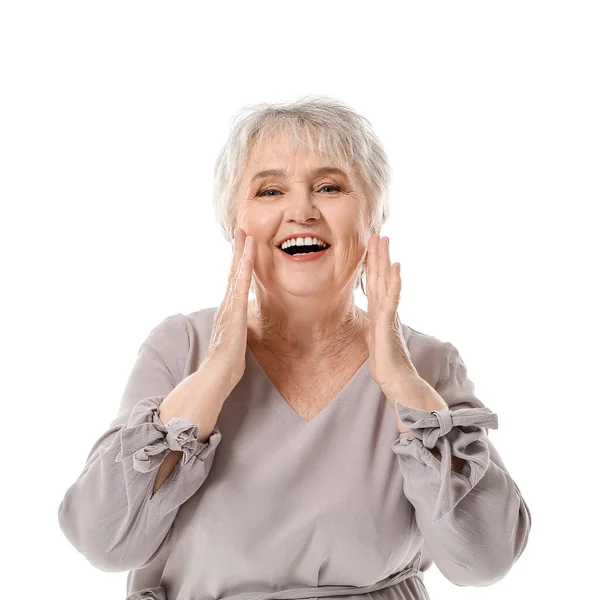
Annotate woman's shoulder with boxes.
[402,322,448,388]
[184,306,218,339]
[139,308,219,381]
[149,307,217,339]
[403,322,443,347]
[142,307,217,360]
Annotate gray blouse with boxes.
[57,307,532,600]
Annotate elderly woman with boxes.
[58,97,531,600]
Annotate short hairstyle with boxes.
[212,95,392,291]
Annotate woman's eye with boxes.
[319,185,341,193]
[257,188,280,197]
[257,184,341,197]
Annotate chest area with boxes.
[275,370,357,421]
[252,350,369,421]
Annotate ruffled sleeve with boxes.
[391,402,498,524]
[57,313,224,573]
[389,341,532,586]
[115,395,220,475]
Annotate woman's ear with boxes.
[359,263,367,296]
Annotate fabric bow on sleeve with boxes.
[115,395,205,474]
[392,403,499,523]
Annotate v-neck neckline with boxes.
[246,344,370,424]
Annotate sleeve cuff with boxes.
[391,402,499,523]
[126,587,167,600]
[115,395,221,474]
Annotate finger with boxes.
[234,235,256,303]
[386,262,401,310]
[377,236,390,298]
[366,233,379,301]
[230,227,247,281]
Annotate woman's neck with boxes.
[247,297,367,362]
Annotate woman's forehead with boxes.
[245,142,354,180]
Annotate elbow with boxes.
[81,548,152,573]
[57,496,146,573]
[443,511,532,587]
[437,553,516,588]
[57,498,113,572]
[79,551,134,573]
[453,476,533,587]
[459,556,516,587]
[474,488,533,585]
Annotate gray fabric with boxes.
[392,403,500,523]
[57,308,531,600]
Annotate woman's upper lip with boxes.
[275,233,332,247]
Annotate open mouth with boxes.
[276,236,332,256]
[279,244,330,256]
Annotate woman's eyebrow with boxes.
[249,166,349,184]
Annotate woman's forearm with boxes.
[152,361,234,495]
[387,374,466,473]
[386,373,449,434]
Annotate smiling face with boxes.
[233,133,372,299]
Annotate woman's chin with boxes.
[274,277,331,297]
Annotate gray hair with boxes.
[212,95,392,292]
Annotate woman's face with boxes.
[234,134,372,298]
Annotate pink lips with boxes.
[276,246,331,262]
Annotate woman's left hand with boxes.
[364,233,418,399]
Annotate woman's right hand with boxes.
[201,227,256,386]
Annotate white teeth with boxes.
[280,237,328,250]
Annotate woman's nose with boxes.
[284,188,321,222]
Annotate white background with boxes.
[2,1,592,598]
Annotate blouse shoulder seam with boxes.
[435,340,452,392]
[143,312,188,384]
[176,312,191,353]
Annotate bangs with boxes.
[249,119,357,179]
